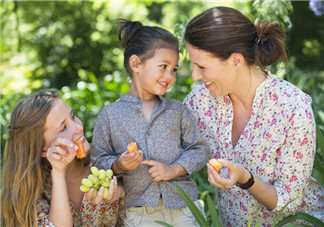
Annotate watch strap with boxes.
[235,170,254,190]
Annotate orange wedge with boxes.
[209,159,222,171]
[75,139,86,159]
[127,142,138,153]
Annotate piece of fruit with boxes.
[127,142,138,153]
[80,167,114,199]
[208,159,222,171]
[75,139,86,159]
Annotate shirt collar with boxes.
[121,94,165,103]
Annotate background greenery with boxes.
[1,0,323,226]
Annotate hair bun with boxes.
[255,22,286,66]
[117,19,143,48]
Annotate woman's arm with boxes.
[207,161,277,210]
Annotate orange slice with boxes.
[209,159,222,171]
[75,139,86,159]
[127,142,138,153]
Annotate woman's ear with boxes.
[129,55,141,73]
[231,53,244,69]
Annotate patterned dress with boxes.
[184,73,324,226]
[37,165,125,227]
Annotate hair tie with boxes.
[255,35,264,45]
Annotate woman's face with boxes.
[42,98,90,156]
[186,43,237,97]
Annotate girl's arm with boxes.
[46,137,78,226]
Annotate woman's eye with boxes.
[60,125,67,132]
[160,65,167,69]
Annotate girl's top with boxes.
[37,165,125,227]
[91,94,210,209]
[183,73,324,226]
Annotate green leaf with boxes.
[175,182,209,227]
[154,220,174,227]
[206,194,221,227]
[271,198,297,227]
[275,212,324,227]
[312,158,324,188]
[316,126,324,160]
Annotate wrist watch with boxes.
[235,170,255,190]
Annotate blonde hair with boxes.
[1,90,59,226]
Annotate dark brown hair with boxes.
[117,19,179,76]
[185,7,287,71]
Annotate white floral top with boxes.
[37,165,125,227]
[184,73,324,226]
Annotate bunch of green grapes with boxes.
[80,166,114,199]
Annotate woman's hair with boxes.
[185,6,287,72]
[117,19,179,76]
[1,90,59,226]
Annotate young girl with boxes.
[1,90,125,226]
[91,19,210,227]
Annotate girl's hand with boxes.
[86,176,125,204]
[207,159,249,189]
[141,160,175,182]
[118,150,143,172]
[46,137,78,172]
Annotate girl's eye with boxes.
[172,68,178,72]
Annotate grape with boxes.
[82,179,93,188]
[103,187,109,199]
[92,189,98,198]
[88,174,99,184]
[106,169,113,178]
[91,166,99,177]
[80,167,114,200]
[98,169,106,180]
[80,185,90,192]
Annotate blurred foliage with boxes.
[1,1,324,226]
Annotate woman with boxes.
[183,6,323,226]
[1,90,125,226]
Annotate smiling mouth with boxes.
[158,81,168,87]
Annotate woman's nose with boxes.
[192,67,202,81]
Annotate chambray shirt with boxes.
[91,94,210,209]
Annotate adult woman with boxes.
[183,6,323,226]
[1,90,125,226]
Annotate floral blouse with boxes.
[184,73,324,226]
[37,165,125,227]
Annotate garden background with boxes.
[1,0,324,226]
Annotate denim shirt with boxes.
[91,94,210,209]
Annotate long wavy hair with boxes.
[1,90,59,226]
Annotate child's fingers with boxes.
[141,160,157,166]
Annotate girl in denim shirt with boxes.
[91,19,210,227]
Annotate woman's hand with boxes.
[207,159,250,189]
[85,176,125,204]
[46,137,78,172]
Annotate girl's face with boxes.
[133,48,179,99]
[42,98,90,156]
[186,43,237,98]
